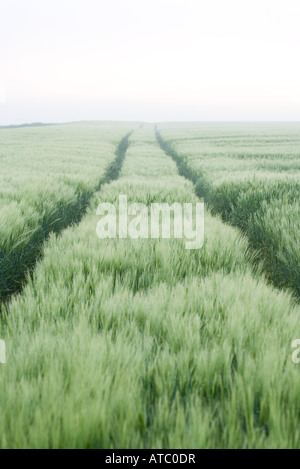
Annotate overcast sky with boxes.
[0,0,300,124]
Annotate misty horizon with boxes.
[1,0,300,125]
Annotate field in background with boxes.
[0,123,300,449]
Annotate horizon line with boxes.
[1,120,300,129]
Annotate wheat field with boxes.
[0,122,300,449]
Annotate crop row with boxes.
[0,123,134,303]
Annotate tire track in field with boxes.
[155,126,200,185]
[1,130,133,307]
[99,131,132,187]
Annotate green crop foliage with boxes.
[157,123,300,301]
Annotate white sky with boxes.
[0,0,300,124]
